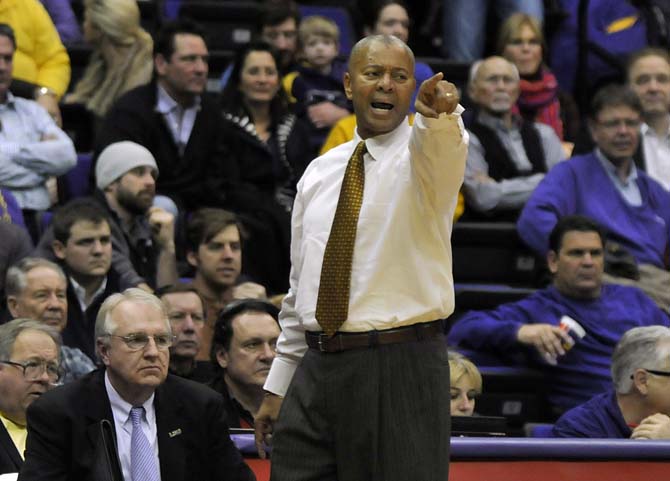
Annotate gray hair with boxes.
[468,56,520,87]
[348,34,415,72]
[611,326,670,394]
[95,288,170,351]
[5,257,67,298]
[0,318,61,360]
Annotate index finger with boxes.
[422,72,444,91]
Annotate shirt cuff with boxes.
[263,356,299,397]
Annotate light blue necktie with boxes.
[130,406,160,481]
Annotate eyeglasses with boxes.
[630,368,670,379]
[0,359,62,382]
[107,333,175,351]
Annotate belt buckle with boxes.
[317,333,329,352]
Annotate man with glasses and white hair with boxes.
[0,318,61,475]
[19,288,254,481]
[553,325,670,438]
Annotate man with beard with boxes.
[37,141,178,291]
[464,56,564,218]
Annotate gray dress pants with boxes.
[270,334,451,481]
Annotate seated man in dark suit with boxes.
[19,288,254,481]
[0,319,61,476]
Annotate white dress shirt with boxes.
[155,85,200,156]
[641,121,670,191]
[105,372,160,481]
[264,109,468,396]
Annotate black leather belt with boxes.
[305,319,444,353]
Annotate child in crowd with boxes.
[282,15,352,153]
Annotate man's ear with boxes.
[587,118,597,141]
[216,349,229,369]
[186,251,199,268]
[52,240,67,260]
[632,369,650,395]
[97,339,111,367]
[343,72,353,100]
[6,296,20,318]
[547,250,559,274]
[154,53,169,77]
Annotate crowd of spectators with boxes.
[1,1,670,477]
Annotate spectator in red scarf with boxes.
[498,13,580,148]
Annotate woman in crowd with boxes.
[220,41,313,295]
[64,0,153,121]
[449,352,483,416]
[497,12,579,146]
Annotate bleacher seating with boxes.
[452,222,545,286]
[178,1,261,51]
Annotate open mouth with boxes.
[371,102,394,110]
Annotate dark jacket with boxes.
[61,267,123,361]
[19,370,254,481]
[0,422,22,475]
[95,82,234,211]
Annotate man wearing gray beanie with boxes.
[35,141,178,291]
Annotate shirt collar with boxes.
[0,91,16,108]
[595,148,638,184]
[354,117,412,162]
[105,371,156,431]
[640,118,670,138]
[155,84,201,114]
[69,275,108,311]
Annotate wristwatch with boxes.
[35,86,56,98]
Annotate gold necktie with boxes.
[315,140,367,337]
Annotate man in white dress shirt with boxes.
[254,35,467,481]
[627,47,670,190]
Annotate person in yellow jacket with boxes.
[0,0,70,124]
[321,113,465,220]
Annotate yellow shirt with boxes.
[320,113,465,221]
[0,412,26,459]
[0,0,71,96]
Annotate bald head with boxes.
[468,56,520,115]
[348,35,414,73]
[343,34,416,139]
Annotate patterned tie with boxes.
[130,406,160,481]
[315,140,367,337]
